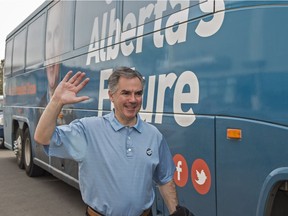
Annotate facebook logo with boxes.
[176,161,183,181]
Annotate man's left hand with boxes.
[169,205,195,216]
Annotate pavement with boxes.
[0,149,86,216]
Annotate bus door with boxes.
[154,115,216,216]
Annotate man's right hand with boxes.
[52,71,90,106]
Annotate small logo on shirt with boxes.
[146,148,152,156]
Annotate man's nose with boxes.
[128,93,137,102]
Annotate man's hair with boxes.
[108,67,145,94]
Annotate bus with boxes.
[3,0,288,215]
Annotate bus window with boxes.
[4,39,13,76]
[45,1,74,61]
[74,0,118,49]
[12,29,26,73]
[26,14,45,69]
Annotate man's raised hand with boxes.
[52,71,90,105]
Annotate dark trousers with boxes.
[86,206,153,216]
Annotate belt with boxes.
[86,207,103,216]
[86,206,152,216]
[141,208,152,216]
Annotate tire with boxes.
[23,128,45,177]
[14,128,24,169]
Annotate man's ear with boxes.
[108,90,113,102]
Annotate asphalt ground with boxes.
[0,149,86,216]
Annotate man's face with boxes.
[46,2,62,60]
[109,76,143,126]
[45,2,62,95]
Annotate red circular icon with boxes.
[191,159,211,195]
[173,154,188,187]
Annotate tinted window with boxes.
[12,29,26,73]
[123,1,155,26]
[75,0,118,49]
[46,1,74,60]
[4,39,13,76]
[26,14,45,68]
[122,0,197,28]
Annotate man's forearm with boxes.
[159,180,178,214]
[34,98,63,145]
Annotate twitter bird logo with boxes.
[195,169,207,185]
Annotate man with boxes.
[34,67,192,216]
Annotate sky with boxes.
[0,0,45,60]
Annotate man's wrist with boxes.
[49,96,64,110]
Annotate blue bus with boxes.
[3,0,288,215]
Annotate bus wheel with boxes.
[14,128,24,169]
[23,128,45,177]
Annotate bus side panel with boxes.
[3,106,13,149]
[157,115,216,216]
[213,5,288,214]
[4,68,46,149]
[216,117,288,215]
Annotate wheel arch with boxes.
[12,116,30,136]
[12,119,20,148]
[12,116,31,151]
[256,167,288,216]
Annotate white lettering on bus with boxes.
[98,68,113,117]
[86,0,225,65]
[195,0,225,37]
[99,69,199,127]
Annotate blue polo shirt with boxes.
[47,111,175,216]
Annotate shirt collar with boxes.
[104,110,142,133]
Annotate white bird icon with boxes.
[195,169,207,185]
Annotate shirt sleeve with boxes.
[44,119,88,162]
[153,136,176,185]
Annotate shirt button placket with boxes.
[126,128,133,157]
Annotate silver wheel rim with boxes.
[25,137,31,167]
[16,135,22,163]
